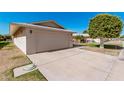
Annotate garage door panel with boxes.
[36,30,69,52]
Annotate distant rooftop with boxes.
[32,20,65,29]
[73,33,90,37]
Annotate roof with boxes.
[10,22,74,35]
[32,20,65,29]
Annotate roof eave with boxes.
[32,20,65,29]
[10,23,74,35]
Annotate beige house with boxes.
[10,20,73,55]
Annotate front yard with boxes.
[0,41,47,81]
[80,40,122,56]
[0,40,122,80]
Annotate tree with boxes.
[4,35,12,40]
[120,35,124,38]
[83,30,88,34]
[0,34,4,41]
[0,34,12,41]
[88,14,123,48]
[73,35,83,40]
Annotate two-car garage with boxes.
[26,27,73,54]
[10,21,73,55]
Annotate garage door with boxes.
[36,30,70,53]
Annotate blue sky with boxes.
[0,12,124,35]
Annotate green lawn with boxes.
[81,42,99,47]
[5,69,47,81]
[80,41,122,56]
[0,41,47,81]
[0,41,10,49]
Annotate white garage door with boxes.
[14,36,27,54]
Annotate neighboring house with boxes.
[73,33,89,44]
[73,33,100,43]
[86,38,100,43]
[73,33,89,37]
[10,20,73,55]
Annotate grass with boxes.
[10,55,25,60]
[81,42,123,49]
[0,41,47,81]
[4,69,47,81]
[80,41,122,56]
[0,41,10,49]
[0,41,15,50]
[81,42,99,47]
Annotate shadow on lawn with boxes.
[104,44,123,49]
[92,44,123,50]
[81,43,123,50]
[0,41,10,49]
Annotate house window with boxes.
[30,30,32,34]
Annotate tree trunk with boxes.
[100,38,104,48]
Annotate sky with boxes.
[0,12,124,35]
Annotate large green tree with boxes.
[88,14,123,48]
[83,30,88,34]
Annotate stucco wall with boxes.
[26,28,37,54]
[68,33,73,47]
[26,28,73,54]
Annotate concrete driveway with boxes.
[28,47,124,81]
